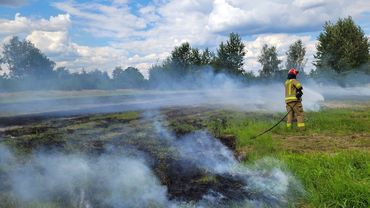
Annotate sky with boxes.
[0,0,369,77]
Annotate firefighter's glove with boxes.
[296,89,303,99]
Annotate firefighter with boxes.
[285,68,305,129]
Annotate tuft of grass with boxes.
[193,175,217,184]
[279,151,370,208]
[89,111,140,121]
[66,121,97,130]
[170,122,196,135]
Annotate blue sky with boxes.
[0,0,369,77]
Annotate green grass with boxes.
[205,107,370,207]
[273,108,370,136]
[280,152,369,208]
[89,111,140,121]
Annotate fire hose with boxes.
[250,102,298,140]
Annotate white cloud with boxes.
[1,0,369,78]
[0,13,32,34]
[206,0,369,35]
[0,12,148,76]
[24,29,124,73]
[49,0,222,75]
[0,13,71,35]
[26,31,70,54]
[53,1,148,39]
[48,0,370,75]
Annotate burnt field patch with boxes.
[1,105,368,207]
[0,108,303,207]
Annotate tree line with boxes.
[0,16,369,91]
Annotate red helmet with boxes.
[288,68,299,76]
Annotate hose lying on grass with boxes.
[250,102,298,139]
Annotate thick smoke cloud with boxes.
[0,145,172,208]
[150,115,304,207]
[1,70,367,206]
[176,131,238,174]
[2,69,370,120]
[0,71,331,120]
[1,116,304,207]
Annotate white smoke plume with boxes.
[0,144,173,208]
[1,71,353,119]
[176,131,238,174]
[1,114,304,208]
[150,116,304,207]
[1,68,370,119]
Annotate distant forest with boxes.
[0,17,369,92]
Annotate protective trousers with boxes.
[286,101,305,128]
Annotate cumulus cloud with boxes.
[0,13,136,75]
[26,31,70,54]
[50,0,221,74]
[0,13,70,35]
[54,0,217,52]
[50,0,369,75]
[65,44,127,73]
[206,0,369,35]
[1,0,369,76]
[53,1,148,39]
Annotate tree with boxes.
[170,42,193,69]
[112,66,124,81]
[200,48,214,65]
[190,48,202,66]
[148,64,170,88]
[315,17,370,73]
[258,44,282,78]
[286,40,306,71]
[113,66,144,88]
[1,36,55,79]
[88,69,111,89]
[215,33,246,75]
[123,67,145,87]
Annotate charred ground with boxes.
[0,102,369,207]
[0,107,269,207]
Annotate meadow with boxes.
[204,104,370,207]
[0,98,369,207]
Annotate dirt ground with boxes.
[274,133,370,153]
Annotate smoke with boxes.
[0,114,304,207]
[176,131,238,174]
[241,158,303,207]
[0,76,327,120]
[309,84,370,100]
[150,115,304,207]
[0,144,13,164]
[0,144,172,208]
[1,67,369,120]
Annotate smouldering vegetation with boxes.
[205,105,370,207]
[0,103,369,207]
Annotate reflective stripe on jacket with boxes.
[285,79,302,103]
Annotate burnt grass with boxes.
[0,107,252,205]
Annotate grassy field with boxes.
[0,102,369,207]
[203,105,370,207]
